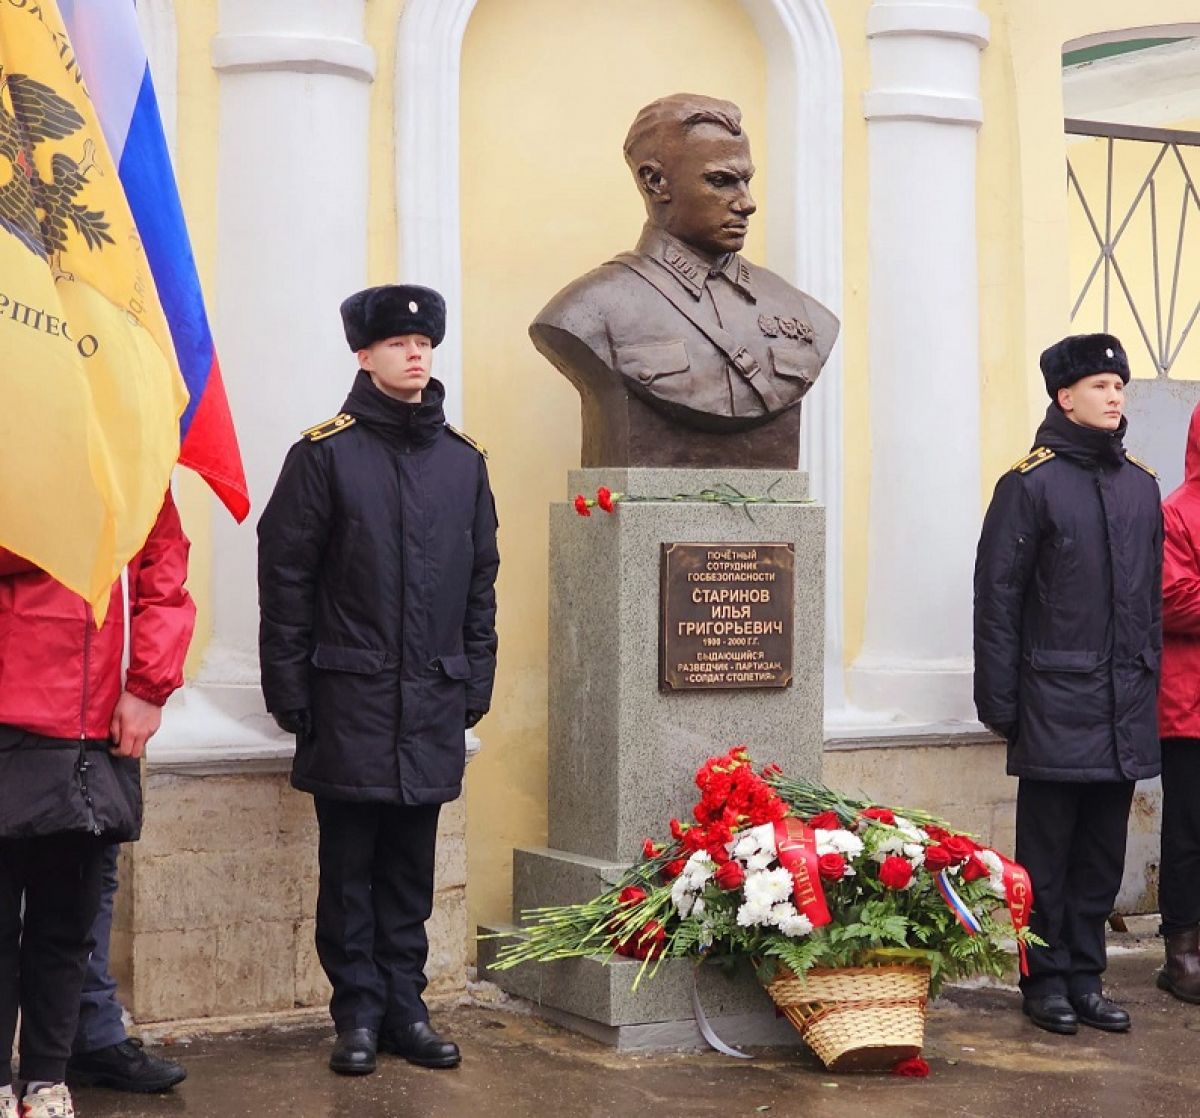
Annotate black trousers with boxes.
[1159,738,1200,935]
[1016,778,1135,999]
[0,834,106,1086]
[313,798,441,1034]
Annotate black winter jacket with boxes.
[257,375,499,805]
[974,405,1162,782]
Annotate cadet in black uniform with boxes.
[974,333,1161,1036]
[258,285,499,1075]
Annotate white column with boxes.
[845,1,989,725]
[156,1,375,757]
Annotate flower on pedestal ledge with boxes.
[572,481,812,520]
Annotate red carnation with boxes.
[943,835,977,864]
[618,886,648,906]
[809,811,841,831]
[861,807,896,827]
[714,861,746,892]
[632,920,666,960]
[923,845,953,873]
[818,853,847,881]
[878,855,914,890]
[642,838,662,860]
[596,486,615,513]
[761,762,784,778]
[669,818,687,840]
[961,853,989,882]
[892,1056,930,1078]
[662,858,687,881]
[573,494,592,517]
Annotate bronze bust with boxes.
[530,93,839,469]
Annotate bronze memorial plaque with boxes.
[660,542,795,691]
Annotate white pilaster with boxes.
[155,1,376,758]
[846,1,989,725]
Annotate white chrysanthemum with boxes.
[692,897,707,917]
[671,876,695,917]
[903,843,926,868]
[736,897,774,927]
[771,902,815,938]
[978,849,1007,898]
[895,816,923,841]
[871,834,906,861]
[682,851,716,887]
[746,851,774,873]
[732,835,760,859]
[744,867,793,907]
[729,822,778,862]
[821,829,864,858]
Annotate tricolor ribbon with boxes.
[773,818,832,928]
[935,870,983,934]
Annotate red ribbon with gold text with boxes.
[773,818,832,928]
[996,852,1033,977]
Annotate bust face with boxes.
[655,124,757,260]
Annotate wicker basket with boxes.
[763,964,930,1072]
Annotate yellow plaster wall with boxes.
[458,0,769,935]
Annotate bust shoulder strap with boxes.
[1009,446,1055,475]
[302,413,356,442]
[446,424,487,458]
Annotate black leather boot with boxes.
[1022,994,1078,1035]
[1157,927,1200,1004]
[381,1021,461,1068]
[1070,992,1131,1032]
[329,1028,377,1076]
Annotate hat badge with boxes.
[1105,348,1114,358]
[409,300,419,313]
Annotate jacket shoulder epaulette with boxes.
[446,423,487,458]
[1009,446,1055,475]
[1126,453,1158,478]
[302,413,357,442]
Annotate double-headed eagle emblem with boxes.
[0,68,114,280]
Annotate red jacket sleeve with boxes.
[0,548,39,576]
[123,490,197,706]
[1162,502,1200,636]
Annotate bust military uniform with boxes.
[530,226,839,467]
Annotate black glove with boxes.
[273,709,311,736]
[465,709,485,729]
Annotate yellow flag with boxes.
[0,1,187,619]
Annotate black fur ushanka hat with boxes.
[1039,333,1130,398]
[340,284,446,350]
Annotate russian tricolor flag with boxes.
[60,0,249,522]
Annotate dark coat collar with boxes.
[342,371,446,448]
[1035,403,1128,470]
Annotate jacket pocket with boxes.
[1028,649,1103,673]
[310,645,389,674]
[769,344,820,394]
[615,340,690,385]
[435,653,471,680]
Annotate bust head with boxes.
[623,93,757,262]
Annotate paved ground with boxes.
[76,928,1200,1118]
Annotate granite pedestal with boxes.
[480,469,825,1048]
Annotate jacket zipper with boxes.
[77,610,100,834]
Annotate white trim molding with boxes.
[211,33,376,82]
[395,0,848,713]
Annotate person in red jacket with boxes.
[0,491,195,1117]
[1158,401,1200,1004]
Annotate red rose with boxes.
[596,486,616,513]
[663,858,687,881]
[818,853,847,881]
[892,1056,930,1078]
[573,494,592,517]
[878,855,914,890]
[923,845,953,873]
[618,886,647,906]
[809,811,841,831]
[861,807,896,826]
[924,825,952,845]
[641,838,662,860]
[943,835,977,864]
[714,861,745,892]
[961,853,989,882]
